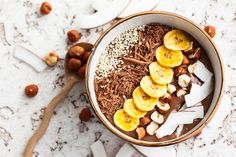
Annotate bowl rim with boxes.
[85,11,224,146]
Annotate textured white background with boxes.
[0,0,236,157]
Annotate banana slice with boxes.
[114,109,139,131]
[156,45,183,68]
[140,76,167,98]
[149,62,174,85]
[123,99,147,118]
[164,29,190,51]
[133,86,159,111]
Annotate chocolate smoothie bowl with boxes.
[86,12,224,146]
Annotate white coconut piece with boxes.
[90,140,107,157]
[118,0,159,18]
[146,121,159,135]
[14,45,47,72]
[115,143,136,157]
[185,77,213,107]
[80,0,131,29]
[91,0,112,11]
[193,61,213,82]
[175,124,184,137]
[133,144,176,157]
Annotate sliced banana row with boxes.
[114,29,191,132]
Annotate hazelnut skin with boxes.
[67,30,81,43]
[40,2,52,15]
[68,58,82,71]
[69,46,85,58]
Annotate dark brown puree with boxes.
[94,24,214,142]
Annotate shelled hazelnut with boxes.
[67,30,81,43]
[24,84,38,97]
[40,2,52,15]
[69,46,85,58]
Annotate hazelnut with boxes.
[204,25,216,38]
[178,74,191,88]
[44,51,59,66]
[82,51,91,63]
[140,116,151,126]
[24,84,38,97]
[40,2,52,15]
[146,122,159,135]
[78,64,86,78]
[176,89,187,97]
[160,93,172,103]
[79,107,92,122]
[167,84,176,94]
[68,58,82,71]
[156,102,170,114]
[67,30,81,43]
[136,127,146,139]
[69,46,85,58]
[174,65,187,77]
[188,48,201,59]
[183,41,194,53]
[150,111,164,124]
[182,55,190,65]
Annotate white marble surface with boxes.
[0,0,236,157]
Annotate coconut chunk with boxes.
[90,140,107,157]
[185,77,213,107]
[193,61,213,82]
[80,0,131,29]
[115,143,136,157]
[118,0,159,18]
[14,45,47,72]
[151,111,164,124]
[146,121,159,135]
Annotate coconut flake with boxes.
[193,61,213,82]
[115,143,136,157]
[80,0,131,29]
[185,77,213,107]
[14,45,47,72]
[118,0,159,18]
[90,140,107,157]
[155,106,204,138]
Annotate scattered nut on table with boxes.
[24,84,39,97]
[79,107,92,122]
[44,51,59,66]
[204,25,216,38]
[40,1,52,15]
[67,30,81,43]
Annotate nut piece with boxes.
[188,63,197,73]
[182,55,190,65]
[167,84,176,94]
[44,51,59,66]
[146,121,159,135]
[160,93,172,103]
[140,116,151,126]
[178,74,191,88]
[69,46,85,58]
[174,65,187,77]
[151,111,164,124]
[82,51,91,63]
[156,102,170,114]
[204,25,216,38]
[176,89,187,97]
[136,127,146,139]
[188,48,201,59]
[78,64,86,78]
[67,30,81,43]
[24,84,38,97]
[68,58,82,71]
[183,41,194,53]
[40,2,52,15]
[79,107,92,122]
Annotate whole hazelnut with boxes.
[204,25,216,38]
[67,30,81,43]
[79,107,92,122]
[25,84,38,97]
[140,116,151,126]
[68,58,82,71]
[44,51,59,66]
[82,51,91,63]
[182,55,190,65]
[69,46,85,58]
[40,2,52,15]
[78,64,86,78]
[174,65,187,77]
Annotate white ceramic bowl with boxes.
[86,11,224,146]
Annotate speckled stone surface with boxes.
[0,0,236,157]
